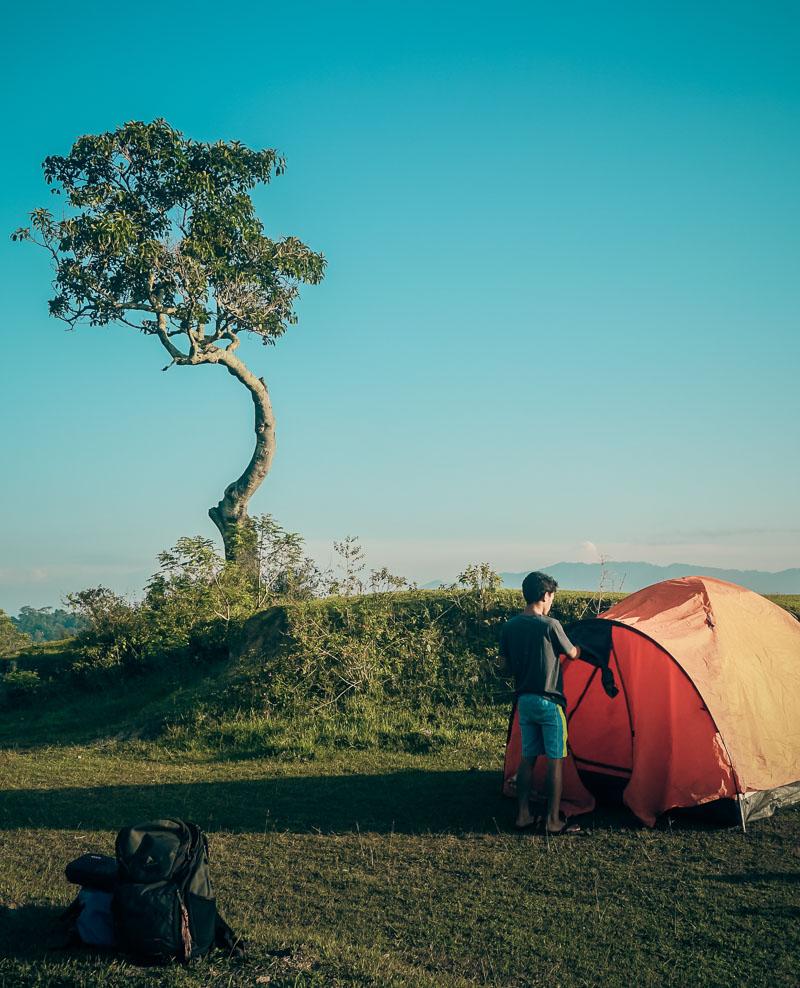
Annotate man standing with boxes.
[499,571,582,834]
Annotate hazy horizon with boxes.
[3,541,799,615]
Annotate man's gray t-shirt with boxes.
[499,613,575,708]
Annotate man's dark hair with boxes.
[522,571,558,604]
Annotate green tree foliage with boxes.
[456,563,503,593]
[62,587,148,676]
[64,587,133,634]
[13,120,326,557]
[145,535,255,635]
[241,515,325,604]
[0,610,31,658]
[12,606,89,642]
[368,567,411,593]
[145,519,325,625]
[13,119,325,339]
[53,515,325,681]
[329,536,367,595]
[456,562,503,611]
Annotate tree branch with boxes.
[156,313,189,366]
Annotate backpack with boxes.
[112,818,217,963]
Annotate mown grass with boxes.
[2,731,798,987]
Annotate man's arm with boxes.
[551,619,581,660]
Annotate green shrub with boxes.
[1,668,42,705]
[224,588,621,717]
[0,609,30,658]
[58,530,282,684]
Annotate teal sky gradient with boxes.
[2,2,799,611]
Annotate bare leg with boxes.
[545,758,563,830]
[515,756,538,827]
[545,758,581,834]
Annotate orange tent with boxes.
[503,577,800,826]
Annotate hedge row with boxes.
[223,589,621,713]
[5,588,798,713]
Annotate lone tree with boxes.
[14,119,325,560]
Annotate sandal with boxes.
[544,821,583,836]
[545,812,583,836]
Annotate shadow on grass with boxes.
[0,770,654,835]
[0,770,510,835]
[0,903,73,958]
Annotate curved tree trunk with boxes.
[207,353,276,562]
[155,317,276,562]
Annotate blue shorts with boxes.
[518,694,568,760]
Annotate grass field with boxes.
[2,728,798,987]
[2,591,799,986]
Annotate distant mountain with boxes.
[425,562,800,595]
[498,562,800,595]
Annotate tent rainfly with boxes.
[503,577,800,827]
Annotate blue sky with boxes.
[1,2,799,611]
